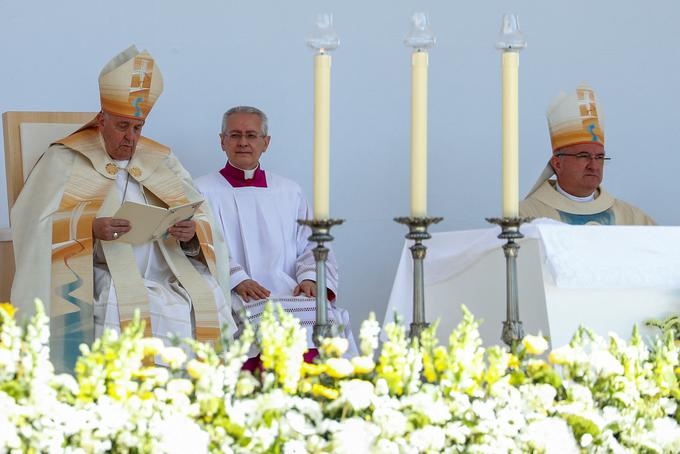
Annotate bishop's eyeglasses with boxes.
[555,152,611,162]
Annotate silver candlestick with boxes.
[394,216,443,338]
[297,218,344,346]
[485,216,533,347]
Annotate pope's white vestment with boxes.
[11,128,236,373]
[93,160,233,343]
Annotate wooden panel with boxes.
[3,111,96,211]
[0,240,13,302]
[3,112,96,302]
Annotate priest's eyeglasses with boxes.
[555,152,611,162]
[226,132,265,142]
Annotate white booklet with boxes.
[112,200,203,244]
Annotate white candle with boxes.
[501,51,519,218]
[411,51,428,218]
[313,52,331,220]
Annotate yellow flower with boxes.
[301,362,327,377]
[433,346,449,373]
[311,384,339,400]
[0,303,16,318]
[422,351,437,382]
[299,378,313,394]
[187,359,209,380]
[548,345,576,365]
[325,358,354,379]
[522,334,549,355]
[320,338,349,358]
[107,382,128,401]
[139,338,165,357]
[508,354,520,369]
[351,356,375,375]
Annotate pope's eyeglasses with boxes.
[225,132,265,142]
[555,152,611,162]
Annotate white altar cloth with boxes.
[384,220,680,347]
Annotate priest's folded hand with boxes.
[235,279,271,302]
[93,217,131,241]
[293,280,317,298]
[168,220,196,243]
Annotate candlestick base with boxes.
[394,216,443,339]
[486,216,533,347]
[297,218,344,347]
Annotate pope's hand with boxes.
[93,217,131,241]
[167,220,196,242]
[235,279,271,302]
[293,279,317,298]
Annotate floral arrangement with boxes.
[0,300,679,453]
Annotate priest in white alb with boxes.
[520,83,655,225]
[195,106,356,359]
[11,46,235,373]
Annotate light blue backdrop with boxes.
[1,0,677,333]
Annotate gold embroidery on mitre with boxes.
[128,166,142,178]
[105,163,119,175]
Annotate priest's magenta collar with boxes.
[220,161,267,188]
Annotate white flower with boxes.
[444,421,470,445]
[590,349,624,377]
[373,438,399,454]
[167,378,193,395]
[228,399,257,428]
[339,379,374,411]
[284,410,316,436]
[351,356,375,374]
[660,397,678,416]
[139,337,165,356]
[375,378,389,396]
[580,433,593,448]
[548,345,576,365]
[524,418,579,454]
[409,425,446,451]
[471,399,496,420]
[359,314,381,357]
[522,334,549,355]
[401,388,450,425]
[331,418,380,454]
[186,359,210,379]
[520,384,556,415]
[283,439,308,454]
[640,417,680,453]
[320,337,349,357]
[160,347,188,369]
[325,358,354,378]
[372,407,408,438]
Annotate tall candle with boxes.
[411,51,428,218]
[313,52,331,220]
[501,51,519,218]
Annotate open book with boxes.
[112,200,203,244]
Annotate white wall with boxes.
[1,0,678,332]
